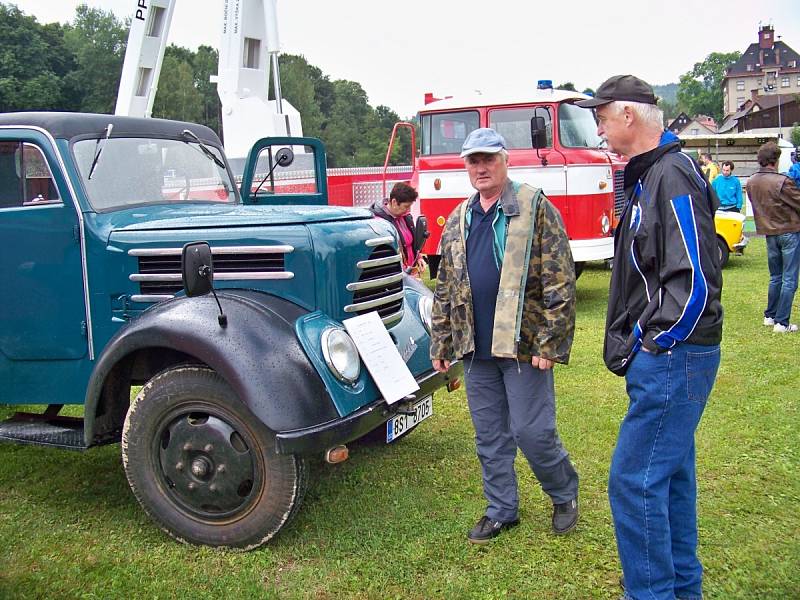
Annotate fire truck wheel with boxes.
[717,237,730,268]
[573,262,585,279]
[427,255,441,279]
[121,365,307,550]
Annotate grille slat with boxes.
[129,246,292,298]
[345,244,404,327]
[613,169,626,221]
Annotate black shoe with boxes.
[552,497,579,534]
[467,515,520,544]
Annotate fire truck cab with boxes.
[413,84,626,276]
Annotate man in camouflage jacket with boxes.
[430,128,579,543]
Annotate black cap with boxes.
[575,75,658,108]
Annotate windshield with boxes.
[489,107,553,148]
[558,103,603,148]
[73,137,237,211]
[420,111,479,155]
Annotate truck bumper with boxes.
[274,362,463,455]
[570,236,614,262]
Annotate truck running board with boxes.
[0,412,87,451]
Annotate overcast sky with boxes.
[11,0,800,118]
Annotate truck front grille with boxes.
[128,245,294,301]
[613,169,626,221]
[344,242,404,327]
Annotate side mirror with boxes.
[182,241,214,297]
[413,215,430,255]
[275,147,294,167]
[530,116,547,149]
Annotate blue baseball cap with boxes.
[460,128,507,158]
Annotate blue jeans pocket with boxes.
[686,347,721,403]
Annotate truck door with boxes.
[0,137,88,362]
[488,105,568,210]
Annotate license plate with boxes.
[386,396,433,443]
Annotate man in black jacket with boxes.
[578,76,723,600]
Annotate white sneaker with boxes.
[773,323,798,333]
[764,317,775,326]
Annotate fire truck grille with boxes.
[613,169,626,221]
[344,244,404,327]
[128,246,293,300]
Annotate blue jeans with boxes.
[765,232,800,326]
[610,343,720,600]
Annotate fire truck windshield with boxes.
[73,137,237,211]
[558,103,604,149]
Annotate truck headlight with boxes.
[418,295,433,334]
[321,328,360,384]
[601,214,611,235]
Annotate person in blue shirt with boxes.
[712,160,743,212]
[788,151,800,187]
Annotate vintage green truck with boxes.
[0,112,461,550]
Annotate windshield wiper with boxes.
[181,129,226,170]
[87,123,113,180]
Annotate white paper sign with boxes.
[343,311,420,405]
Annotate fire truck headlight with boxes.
[321,328,360,384]
[601,214,611,235]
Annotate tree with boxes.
[659,99,679,122]
[676,51,740,122]
[278,54,325,139]
[152,54,202,123]
[325,80,372,167]
[0,5,76,111]
[556,82,577,92]
[193,45,221,133]
[63,4,127,114]
[791,123,800,148]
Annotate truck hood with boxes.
[94,203,373,232]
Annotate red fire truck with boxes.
[329,84,626,276]
[407,84,626,276]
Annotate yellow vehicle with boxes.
[714,210,748,267]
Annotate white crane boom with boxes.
[115,0,302,163]
[115,0,177,118]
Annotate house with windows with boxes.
[672,114,717,136]
[666,112,691,134]
[722,24,800,131]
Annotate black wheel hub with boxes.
[158,411,259,520]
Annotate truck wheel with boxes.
[717,237,730,268]
[427,254,441,279]
[574,262,585,279]
[122,366,307,550]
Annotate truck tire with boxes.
[427,254,441,279]
[122,366,307,550]
[717,237,730,268]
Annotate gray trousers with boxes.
[464,357,579,522]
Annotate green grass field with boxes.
[1,238,798,599]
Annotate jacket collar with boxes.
[623,130,681,189]
[467,179,520,216]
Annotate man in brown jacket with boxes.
[746,141,800,333]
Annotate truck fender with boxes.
[84,291,337,446]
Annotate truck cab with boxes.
[0,112,460,550]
